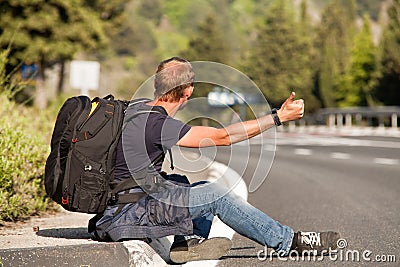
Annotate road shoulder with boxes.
[0,152,246,267]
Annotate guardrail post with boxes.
[355,113,362,126]
[379,116,385,128]
[329,114,335,127]
[345,114,352,127]
[392,114,398,128]
[337,114,343,127]
[289,121,296,131]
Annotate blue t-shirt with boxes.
[114,102,191,181]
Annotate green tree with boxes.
[298,0,321,111]
[180,14,230,98]
[138,0,163,26]
[181,14,229,63]
[112,13,157,57]
[164,0,213,35]
[163,0,192,29]
[83,0,128,35]
[337,15,378,107]
[0,0,127,106]
[375,0,400,106]
[355,0,383,20]
[246,0,317,109]
[314,0,353,107]
[345,0,358,38]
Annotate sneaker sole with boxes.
[170,237,232,264]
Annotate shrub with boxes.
[0,93,55,223]
[0,47,55,223]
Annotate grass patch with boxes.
[0,47,57,224]
[0,93,57,223]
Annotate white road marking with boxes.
[263,145,276,151]
[330,152,351,160]
[373,158,399,165]
[254,133,400,149]
[294,148,313,156]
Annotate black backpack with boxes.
[45,95,168,214]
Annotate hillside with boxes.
[100,0,389,99]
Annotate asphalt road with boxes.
[190,134,399,266]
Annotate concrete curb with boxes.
[0,239,170,267]
[124,240,168,267]
[0,158,246,267]
[0,243,130,266]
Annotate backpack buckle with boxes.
[84,165,92,171]
[61,196,69,205]
[109,193,119,205]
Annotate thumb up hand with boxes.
[277,92,304,123]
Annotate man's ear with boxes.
[186,86,193,98]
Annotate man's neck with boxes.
[146,99,180,117]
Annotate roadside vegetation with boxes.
[0,48,55,224]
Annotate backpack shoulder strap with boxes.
[123,101,174,170]
[127,98,151,107]
[122,100,167,129]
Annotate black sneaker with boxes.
[169,237,232,264]
[292,231,340,255]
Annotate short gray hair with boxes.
[154,57,195,102]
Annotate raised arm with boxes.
[177,92,304,148]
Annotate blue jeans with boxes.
[188,182,294,256]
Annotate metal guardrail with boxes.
[311,106,400,128]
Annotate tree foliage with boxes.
[337,15,378,107]
[375,0,400,106]
[1,1,107,66]
[1,0,395,109]
[180,14,230,99]
[246,0,318,110]
[0,0,128,105]
[314,0,353,107]
[181,14,229,64]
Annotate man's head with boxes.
[154,57,195,103]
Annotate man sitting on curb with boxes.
[89,57,340,264]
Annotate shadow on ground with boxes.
[36,227,91,239]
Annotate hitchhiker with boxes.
[89,57,340,264]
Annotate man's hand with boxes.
[277,92,305,123]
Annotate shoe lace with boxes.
[300,232,321,248]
